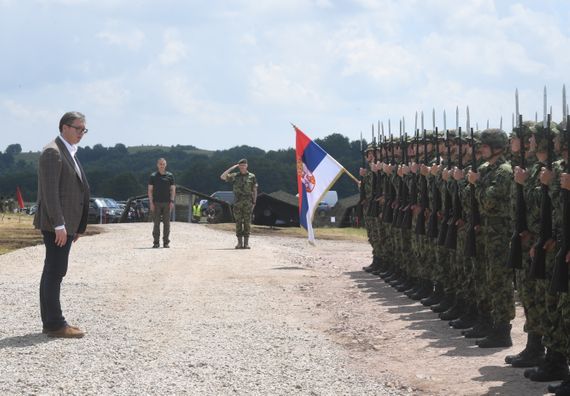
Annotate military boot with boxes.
[439,298,465,321]
[476,323,513,348]
[396,277,415,292]
[549,373,570,395]
[430,294,454,313]
[421,283,443,306]
[363,256,380,272]
[505,332,544,367]
[403,279,421,296]
[410,280,433,300]
[449,306,477,329]
[525,349,569,382]
[462,316,491,338]
[243,236,251,249]
[235,236,243,249]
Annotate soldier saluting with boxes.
[220,159,258,249]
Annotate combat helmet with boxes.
[533,121,558,152]
[480,128,508,150]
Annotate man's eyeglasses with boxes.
[67,125,88,134]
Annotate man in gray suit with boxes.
[34,111,90,338]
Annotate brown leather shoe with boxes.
[46,325,85,338]
[42,325,82,334]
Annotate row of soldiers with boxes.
[0,197,17,213]
[359,117,570,395]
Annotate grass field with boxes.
[0,217,366,256]
[0,214,42,255]
[207,223,368,242]
[0,215,102,255]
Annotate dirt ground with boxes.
[0,221,553,395]
[209,224,551,395]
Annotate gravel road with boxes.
[0,223,405,396]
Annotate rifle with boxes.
[403,127,418,230]
[382,130,394,224]
[427,124,441,239]
[530,112,553,279]
[530,87,553,279]
[397,132,409,228]
[437,128,453,246]
[390,133,400,227]
[550,113,570,292]
[445,125,463,250]
[357,132,366,221]
[507,109,527,269]
[415,121,429,235]
[367,124,379,218]
[464,127,479,257]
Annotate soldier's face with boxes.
[481,144,492,159]
[510,137,520,153]
[239,163,248,173]
[366,151,374,162]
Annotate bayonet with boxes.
[432,108,436,131]
[466,106,471,133]
[388,119,391,135]
[455,106,459,132]
[486,119,489,129]
[542,85,548,128]
[562,84,568,120]
[515,88,520,126]
[402,116,406,135]
[415,111,418,134]
[512,113,515,131]
[476,122,478,131]
[421,111,425,133]
[443,109,447,132]
[500,116,503,130]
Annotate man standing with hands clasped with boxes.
[34,111,90,338]
[148,158,175,248]
[220,159,258,249]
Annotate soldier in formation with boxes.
[359,107,570,395]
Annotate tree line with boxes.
[0,134,364,203]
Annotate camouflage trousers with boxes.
[483,224,515,325]
[535,253,565,353]
[233,201,253,237]
[556,292,570,356]
[365,216,380,259]
[515,256,541,334]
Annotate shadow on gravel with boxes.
[272,266,308,270]
[474,365,545,395]
[0,333,54,349]
[345,270,500,357]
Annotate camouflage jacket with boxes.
[476,155,512,228]
[226,171,257,204]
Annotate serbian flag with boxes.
[294,125,345,244]
[16,186,24,209]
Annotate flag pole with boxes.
[343,169,361,186]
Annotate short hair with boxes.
[157,158,167,164]
[59,111,86,132]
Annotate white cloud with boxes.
[159,31,188,66]
[250,62,325,109]
[161,76,256,126]
[81,79,130,108]
[97,26,145,50]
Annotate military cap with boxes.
[533,122,559,152]
[509,120,536,140]
[480,128,508,150]
[238,158,248,164]
[365,143,375,153]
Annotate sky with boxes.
[1,0,570,153]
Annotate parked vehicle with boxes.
[88,197,122,224]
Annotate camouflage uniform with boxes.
[226,170,257,238]
[473,129,515,348]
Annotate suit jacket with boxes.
[34,137,90,234]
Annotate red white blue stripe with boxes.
[294,125,345,243]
